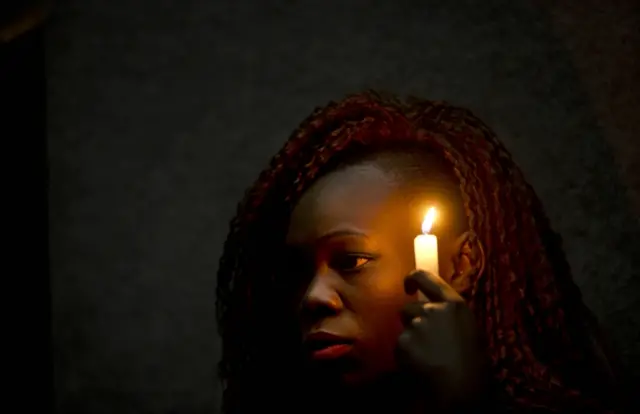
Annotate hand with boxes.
[396,270,488,410]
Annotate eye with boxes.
[329,254,374,272]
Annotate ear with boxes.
[447,231,485,297]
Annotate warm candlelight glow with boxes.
[421,207,436,234]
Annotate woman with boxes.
[216,91,621,413]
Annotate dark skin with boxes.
[285,152,489,413]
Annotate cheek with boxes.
[356,248,415,327]
[361,284,409,339]
[352,260,415,348]
[350,275,412,377]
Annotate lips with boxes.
[304,331,354,360]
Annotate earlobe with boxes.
[449,231,485,297]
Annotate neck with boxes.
[299,371,497,414]
[304,371,428,414]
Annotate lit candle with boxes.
[414,207,439,276]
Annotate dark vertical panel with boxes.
[1,19,51,413]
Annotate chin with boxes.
[306,358,370,388]
[307,348,395,388]
[337,364,391,388]
[339,370,368,386]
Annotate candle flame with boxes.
[421,207,436,234]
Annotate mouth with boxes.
[304,331,355,360]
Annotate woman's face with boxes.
[285,153,465,386]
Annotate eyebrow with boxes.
[316,229,369,243]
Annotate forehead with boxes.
[286,162,425,245]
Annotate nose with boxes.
[301,273,343,320]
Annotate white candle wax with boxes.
[414,233,439,276]
[414,207,439,276]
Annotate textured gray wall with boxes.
[47,1,640,413]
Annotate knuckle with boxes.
[410,269,428,278]
[397,330,413,349]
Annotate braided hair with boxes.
[216,91,616,413]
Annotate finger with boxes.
[404,270,460,303]
[396,330,423,362]
[401,301,434,326]
[395,331,429,374]
[395,330,414,367]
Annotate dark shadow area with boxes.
[1,21,51,413]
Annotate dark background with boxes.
[3,0,639,413]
